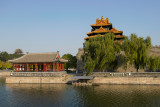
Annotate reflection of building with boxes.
[9,51,68,72]
[84,16,124,42]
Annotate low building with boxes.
[9,51,68,72]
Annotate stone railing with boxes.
[10,71,67,77]
[89,72,160,77]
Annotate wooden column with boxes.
[53,63,55,72]
[13,64,15,72]
[60,63,62,71]
[43,63,46,72]
[57,63,60,71]
[46,64,48,72]
[15,64,17,72]
[62,63,64,71]
[27,64,29,72]
[35,64,38,72]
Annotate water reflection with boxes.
[74,85,160,107]
[1,78,160,107]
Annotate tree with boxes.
[0,51,9,62]
[62,54,77,70]
[9,53,23,60]
[83,33,121,74]
[122,34,151,72]
[147,56,160,72]
[3,61,12,69]
[0,60,3,69]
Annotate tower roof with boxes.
[91,16,112,27]
[85,17,125,40]
[84,35,125,40]
[87,27,123,36]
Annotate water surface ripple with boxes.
[1,78,160,107]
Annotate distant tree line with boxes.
[83,33,160,74]
[0,49,24,70]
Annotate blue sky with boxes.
[0,0,160,56]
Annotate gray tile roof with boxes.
[9,52,68,63]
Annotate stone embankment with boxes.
[6,76,73,84]
[90,72,160,85]
[5,71,160,85]
[0,70,11,77]
[6,71,73,84]
[93,77,160,85]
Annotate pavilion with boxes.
[9,51,68,72]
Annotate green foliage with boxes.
[3,61,12,69]
[145,36,151,49]
[62,54,77,70]
[147,56,160,71]
[30,65,33,69]
[0,51,23,70]
[122,34,151,72]
[83,33,121,74]
[0,60,3,69]
[9,53,23,60]
[0,51,9,62]
[0,51,23,62]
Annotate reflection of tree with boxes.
[74,85,160,107]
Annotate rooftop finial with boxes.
[101,16,103,19]
[96,18,99,24]
[106,17,109,23]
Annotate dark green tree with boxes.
[0,51,9,62]
[8,53,23,60]
[62,54,77,70]
[0,60,2,69]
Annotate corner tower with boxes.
[84,16,125,41]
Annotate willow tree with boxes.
[83,33,121,74]
[147,56,160,72]
[122,34,151,72]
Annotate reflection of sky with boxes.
[0,0,160,55]
[4,84,69,107]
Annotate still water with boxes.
[1,78,160,107]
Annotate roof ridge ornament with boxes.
[101,16,103,20]
[96,18,99,24]
[106,17,109,23]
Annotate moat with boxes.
[1,78,160,107]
